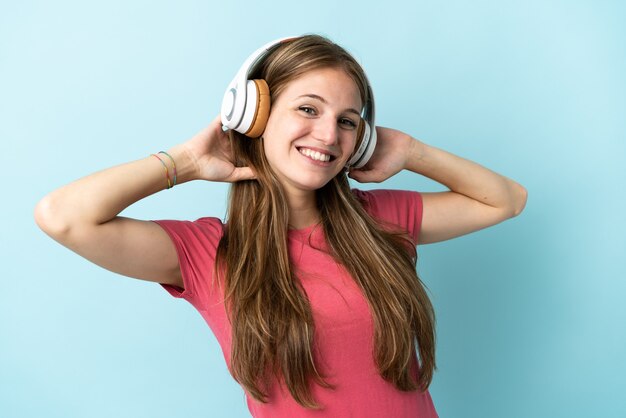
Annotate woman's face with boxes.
[262,67,362,196]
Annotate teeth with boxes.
[299,148,331,162]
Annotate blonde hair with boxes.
[216,35,436,409]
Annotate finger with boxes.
[205,115,228,140]
[213,115,229,137]
[349,168,383,183]
[348,169,368,183]
[194,119,222,142]
[229,166,257,182]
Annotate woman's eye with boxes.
[340,118,357,128]
[298,106,316,115]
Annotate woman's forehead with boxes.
[278,67,363,109]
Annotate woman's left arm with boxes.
[348,127,528,244]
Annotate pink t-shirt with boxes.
[153,189,438,418]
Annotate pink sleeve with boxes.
[353,189,424,244]
[151,217,224,311]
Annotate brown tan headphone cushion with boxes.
[245,79,271,138]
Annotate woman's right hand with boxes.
[180,115,257,183]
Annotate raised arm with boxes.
[348,126,527,244]
[34,116,255,287]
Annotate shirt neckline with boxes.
[288,222,324,245]
[288,221,320,235]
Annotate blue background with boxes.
[2,1,625,417]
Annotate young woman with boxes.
[35,35,527,417]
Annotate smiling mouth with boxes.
[297,147,336,162]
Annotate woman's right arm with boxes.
[34,116,255,288]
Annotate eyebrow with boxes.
[296,94,361,116]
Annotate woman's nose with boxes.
[312,115,338,145]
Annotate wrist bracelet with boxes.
[150,153,172,189]
[158,151,177,187]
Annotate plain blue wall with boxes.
[2,1,625,417]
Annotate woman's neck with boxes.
[286,190,320,230]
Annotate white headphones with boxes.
[220,36,377,169]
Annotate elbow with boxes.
[509,183,528,218]
[34,194,72,240]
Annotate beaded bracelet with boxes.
[158,151,177,187]
[150,153,172,189]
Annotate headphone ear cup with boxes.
[355,117,366,146]
[347,118,372,168]
[359,123,376,168]
[349,122,376,168]
[245,79,271,138]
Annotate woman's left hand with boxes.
[348,126,419,183]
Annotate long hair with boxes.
[215,35,436,409]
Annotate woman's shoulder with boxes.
[351,188,423,241]
[152,216,225,246]
[351,188,422,211]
